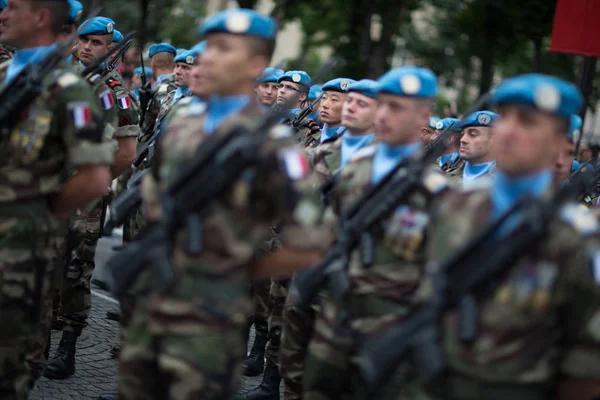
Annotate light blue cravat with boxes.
[156,73,174,85]
[172,87,190,104]
[439,151,460,168]
[203,95,250,135]
[341,133,375,168]
[133,88,140,100]
[463,161,496,182]
[320,124,344,143]
[371,142,421,184]
[6,45,56,84]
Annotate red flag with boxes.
[549,0,600,56]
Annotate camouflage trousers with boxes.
[0,210,57,400]
[55,203,103,335]
[249,279,271,337]
[266,277,290,366]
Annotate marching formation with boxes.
[0,1,600,400]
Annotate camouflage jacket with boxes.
[419,188,600,395]
[0,43,15,64]
[139,74,177,144]
[309,134,342,185]
[0,60,114,203]
[443,157,465,188]
[103,68,141,139]
[141,98,330,334]
[326,144,449,334]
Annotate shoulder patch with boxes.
[349,144,376,162]
[58,72,79,88]
[423,170,448,194]
[158,85,168,94]
[560,203,599,235]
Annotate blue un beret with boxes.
[490,73,583,121]
[434,118,462,132]
[322,78,357,93]
[460,110,499,129]
[308,85,323,100]
[278,70,311,87]
[429,117,441,129]
[175,50,196,65]
[189,41,207,57]
[0,0,6,9]
[569,114,582,141]
[149,43,177,58]
[112,29,124,43]
[377,66,438,98]
[78,16,115,37]
[347,79,378,99]
[134,67,152,80]
[176,48,187,56]
[67,0,83,24]
[257,67,284,84]
[198,9,277,40]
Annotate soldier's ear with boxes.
[299,93,307,103]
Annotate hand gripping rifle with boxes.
[103,106,290,297]
[355,175,581,395]
[138,53,151,123]
[0,8,102,132]
[80,31,136,78]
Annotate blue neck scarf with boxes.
[6,45,56,84]
[203,95,250,135]
[321,124,344,143]
[341,133,375,168]
[156,73,174,85]
[371,142,421,184]
[133,88,140,100]
[490,169,552,223]
[308,111,320,121]
[172,87,190,104]
[439,151,460,168]
[463,161,496,182]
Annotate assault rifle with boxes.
[0,8,101,132]
[80,31,136,78]
[356,177,581,394]
[102,169,147,235]
[138,53,151,124]
[103,106,290,297]
[104,36,134,74]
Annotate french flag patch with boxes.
[69,102,92,129]
[279,148,310,180]
[100,90,114,110]
[117,95,131,110]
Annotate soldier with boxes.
[131,66,152,100]
[314,78,355,148]
[0,0,113,397]
[400,74,600,400]
[45,15,140,380]
[421,116,440,146]
[553,114,579,187]
[458,110,498,189]
[255,67,283,107]
[310,79,377,184]
[307,84,322,122]
[302,66,443,400]
[139,42,177,144]
[430,117,463,179]
[117,9,330,400]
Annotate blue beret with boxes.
[278,70,311,87]
[435,118,462,132]
[0,0,6,9]
[112,29,124,43]
[175,50,196,65]
[490,73,583,120]
[377,66,438,97]
[572,159,581,172]
[347,79,378,99]
[67,0,83,24]
[176,48,187,56]
[257,67,284,84]
[569,114,582,141]
[308,85,323,100]
[429,117,441,129]
[149,43,177,58]
[78,16,115,37]
[198,9,277,40]
[322,78,357,93]
[133,67,152,79]
[460,110,499,129]
[189,41,206,56]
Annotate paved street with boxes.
[32,236,274,399]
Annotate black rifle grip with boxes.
[458,294,478,343]
[360,231,374,268]
[413,327,445,384]
[184,213,203,256]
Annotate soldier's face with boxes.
[174,62,191,88]
[77,34,112,66]
[494,105,563,177]
[131,74,142,89]
[320,91,345,125]
[255,82,277,106]
[578,146,593,162]
[202,33,267,96]
[0,0,38,47]
[276,81,306,106]
[460,126,493,163]
[375,94,430,146]
[342,92,376,133]
[553,136,575,186]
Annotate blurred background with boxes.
[85,0,600,143]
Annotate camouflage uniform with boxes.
[0,61,112,399]
[139,74,177,145]
[289,116,321,149]
[309,134,342,184]
[0,43,15,64]
[118,100,329,400]
[302,145,448,400]
[400,188,600,400]
[441,157,465,187]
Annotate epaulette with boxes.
[157,84,169,94]
[560,203,599,236]
[57,72,80,89]
[422,169,448,194]
[106,77,124,90]
[349,144,376,162]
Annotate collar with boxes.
[156,73,174,85]
[321,124,344,143]
[439,151,460,168]
[6,45,56,84]
[490,169,552,222]
[203,95,250,135]
[371,141,421,184]
[463,161,496,181]
[172,87,190,103]
[341,132,375,168]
